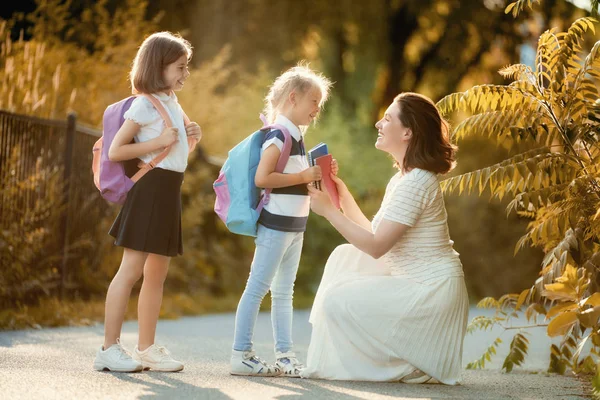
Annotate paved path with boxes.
[0,308,589,399]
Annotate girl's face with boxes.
[163,54,190,92]
[290,86,323,126]
[374,102,411,153]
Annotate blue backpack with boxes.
[213,116,293,236]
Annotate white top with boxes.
[259,115,310,231]
[371,168,464,284]
[123,92,189,173]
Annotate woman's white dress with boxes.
[301,168,469,384]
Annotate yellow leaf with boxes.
[578,306,600,329]
[516,289,529,310]
[547,311,578,337]
[584,293,600,307]
[546,301,577,318]
[505,2,516,14]
[555,263,578,285]
[543,283,577,301]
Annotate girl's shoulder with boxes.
[129,95,156,111]
[124,95,161,126]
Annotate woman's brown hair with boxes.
[130,32,192,94]
[394,92,457,174]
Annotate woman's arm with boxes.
[327,206,409,259]
[331,174,372,231]
[255,145,322,189]
[108,120,178,162]
[308,185,409,259]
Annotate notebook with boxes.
[315,154,340,210]
[308,143,329,190]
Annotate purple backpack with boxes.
[92,94,194,204]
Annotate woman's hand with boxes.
[308,184,337,218]
[185,122,202,141]
[331,158,339,175]
[330,173,350,201]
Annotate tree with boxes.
[439,16,600,384]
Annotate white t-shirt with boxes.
[123,92,189,172]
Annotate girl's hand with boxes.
[186,122,202,141]
[331,159,339,175]
[301,166,322,184]
[157,127,179,148]
[308,184,337,218]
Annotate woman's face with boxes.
[374,102,411,153]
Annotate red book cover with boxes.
[315,154,340,209]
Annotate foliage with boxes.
[0,146,65,304]
[0,0,162,125]
[440,17,600,383]
[1,0,583,328]
[505,0,599,17]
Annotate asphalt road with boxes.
[0,308,589,399]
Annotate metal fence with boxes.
[0,110,108,299]
[0,110,231,304]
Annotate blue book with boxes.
[307,143,329,189]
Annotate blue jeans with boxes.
[233,224,304,353]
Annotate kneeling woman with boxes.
[302,93,468,385]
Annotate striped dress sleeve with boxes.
[383,172,433,227]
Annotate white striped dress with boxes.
[301,168,469,384]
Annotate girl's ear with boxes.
[404,129,413,140]
[289,90,297,107]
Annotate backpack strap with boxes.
[256,114,294,211]
[130,94,195,183]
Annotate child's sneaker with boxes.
[93,339,143,372]
[133,344,184,372]
[275,351,304,378]
[230,350,281,377]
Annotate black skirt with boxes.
[109,168,184,257]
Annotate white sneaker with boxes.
[275,351,304,378]
[93,339,143,372]
[133,344,184,372]
[230,350,281,377]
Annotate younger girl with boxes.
[230,64,333,377]
[93,32,202,373]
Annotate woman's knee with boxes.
[322,292,343,318]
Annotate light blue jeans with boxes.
[233,224,304,353]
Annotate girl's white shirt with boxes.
[123,91,189,173]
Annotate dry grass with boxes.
[0,292,316,331]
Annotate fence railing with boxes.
[0,109,230,304]
[0,110,109,299]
